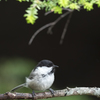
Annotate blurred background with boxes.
[0,1,100,100]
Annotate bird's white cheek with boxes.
[35,66,53,75]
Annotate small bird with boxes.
[11,60,58,96]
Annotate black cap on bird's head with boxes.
[36,60,59,68]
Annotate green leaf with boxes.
[24,15,36,24]
[69,3,79,10]
[58,0,69,7]
[96,0,100,7]
[84,2,93,11]
[53,6,62,14]
[24,5,38,24]
[1,0,98,25]
[17,0,26,2]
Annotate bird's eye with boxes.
[29,77,33,79]
[42,74,46,77]
[47,63,53,67]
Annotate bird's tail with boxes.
[11,83,26,92]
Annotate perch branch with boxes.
[1,87,100,100]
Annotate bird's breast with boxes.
[26,73,54,91]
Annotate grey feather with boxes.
[28,69,35,79]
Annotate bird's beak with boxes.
[54,65,59,68]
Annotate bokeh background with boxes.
[0,1,100,100]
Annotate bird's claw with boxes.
[49,88,55,96]
[32,90,36,100]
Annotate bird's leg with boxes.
[32,90,36,99]
[49,88,55,96]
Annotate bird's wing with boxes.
[28,69,36,79]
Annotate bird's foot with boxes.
[32,90,36,100]
[49,88,55,96]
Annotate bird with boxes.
[11,60,58,97]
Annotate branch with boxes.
[28,11,73,45]
[47,11,71,34]
[44,8,72,16]
[60,11,73,44]
[1,87,100,100]
[28,22,54,45]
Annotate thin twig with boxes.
[60,11,73,44]
[28,22,54,45]
[62,8,73,11]
[28,11,71,45]
[1,87,100,99]
[47,11,71,34]
[44,11,53,16]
